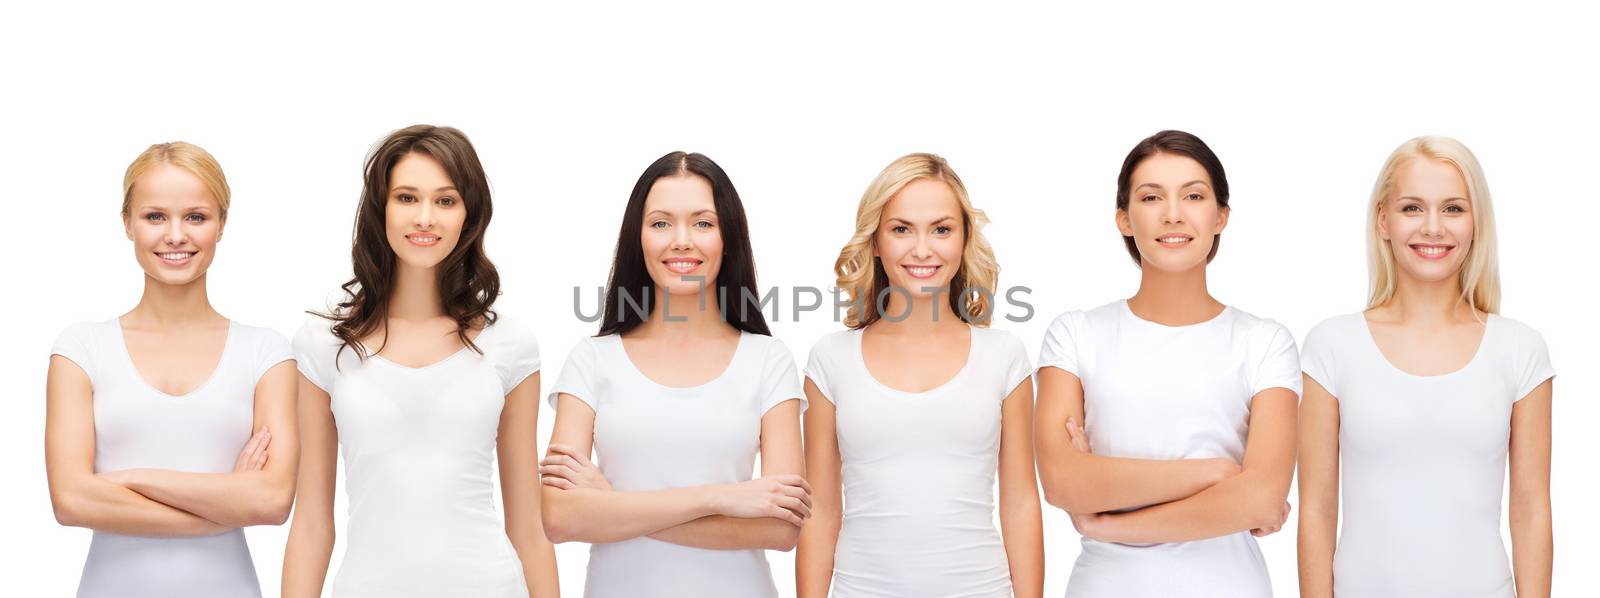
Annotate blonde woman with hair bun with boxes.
[45,142,299,597]
[795,153,1044,598]
[1297,136,1554,597]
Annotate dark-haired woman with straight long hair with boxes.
[539,151,808,598]
[281,125,558,597]
[1034,131,1297,597]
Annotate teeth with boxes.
[1158,236,1190,243]
[1417,246,1449,256]
[158,252,194,260]
[906,266,938,277]
[666,262,699,272]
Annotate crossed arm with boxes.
[539,393,810,551]
[1034,366,1295,544]
[45,355,300,536]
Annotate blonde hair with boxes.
[121,142,231,218]
[834,153,1000,328]
[1366,135,1500,313]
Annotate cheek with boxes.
[1450,216,1475,243]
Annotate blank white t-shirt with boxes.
[547,331,804,598]
[1037,300,1301,598]
[1301,313,1554,598]
[52,319,292,598]
[804,325,1032,598]
[293,315,541,597]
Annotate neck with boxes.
[127,273,220,327]
[1381,272,1474,325]
[875,288,965,335]
[1127,262,1222,325]
[388,261,446,321]
[639,286,735,338]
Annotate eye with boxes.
[934,225,953,235]
[144,212,166,223]
[1400,204,1423,213]
[437,196,456,206]
[650,220,669,230]
[1141,194,1161,202]
[397,193,417,203]
[184,213,207,223]
[1186,192,1205,201]
[891,225,910,234]
[1445,204,1467,214]
[693,220,715,229]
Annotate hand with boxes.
[233,426,271,472]
[1065,417,1091,453]
[1067,509,1108,540]
[711,475,813,526]
[1251,501,1291,537]
[540,443,612,491]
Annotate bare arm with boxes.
[540,393,811,546]
[281,374,338,598]
[1034,366,1240,513]
[999,377,1045,598]
[795,379,841,598]
[45,355,228,537]
[1296,375,1339,598]
[112,360,300,528]
[1078,387,1298,544]
[498,372,560,598]
[1509,379,1553,598]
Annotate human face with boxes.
[640,174,723,297]
[385,152,466,270]
[875,178,964,299]
[123,163,224,286]
[1117,152,1229,272]
[1377,157,1474,286]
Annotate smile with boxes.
[664,258,702,274]
[1410,243,1454,260]
[156,251,195,265]
[1156,234,1193,247]
[903,264,941,279]
[406,233,441,247]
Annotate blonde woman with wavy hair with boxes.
[1299,136,1554,597]
[796,153,1043,598]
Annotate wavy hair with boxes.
[834,153,1000,328]
[318,125,501,360]
[1366,135,1500,314]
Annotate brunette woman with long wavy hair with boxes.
[281,125,558,597]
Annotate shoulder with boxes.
[1490,313,1543,340]
[748,331,797,362]
[482,313,537,350]
[1488,313,1550,355]
[54,320,107,346]
[1226,306,1293,340]
[806,328,857,357]
[1302,312,1363,351]
[230,321,292,349]
[973,325,1027,354]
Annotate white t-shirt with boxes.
[293,315,541,598]
[547,331,804,598]
[51,319,292,598]
[803,325,1032,598]
[1037,300,1301,598]
[1301,313,1554,598]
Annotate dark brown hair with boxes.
[1115,130,1231,266]
[597,151,771,337]
[318,124,500,360]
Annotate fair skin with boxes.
[1036,151,1295,544]
[46,162,299,539]
[1298,157,1552,597]
[281,152,559,598]
[540,173,810,552]
[794,177,1045,598]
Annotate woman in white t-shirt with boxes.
[539,152,809,598]
[795,153,1044,598]
[45,142,298,598]
[1297,136,1554,598]
[1035,130,1298,598]
[281,125,559,597]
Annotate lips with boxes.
[903,264,941,279]
[155,251,196,266]
[663,258,702,274]
[1155,234,1193,247]
[1409,243,1455,260]
[406,233,441,247]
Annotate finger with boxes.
[252,446,269,470]
[541,454,582,471]
[770,506,802,527]
[775,474,812,495]
[779,496,812,519]
[539,464,580,480]
[541,476,575,490]
[779,483,813,508]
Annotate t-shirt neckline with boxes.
[614,330,750,393]
[852,325,978,398]
[1358,311,1494,379]
[114,318,237,399]
[1118,299,1232,330]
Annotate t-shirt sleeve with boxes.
[1036,312,1080,376]
[760,337,806,415]
[1251,319,1303,398]
[50,323,98,387]
[801,336,835,406]
[1513,324,1556,401]
[1001,331,1034,400]
[547,338,598,412]
[1298,319,1338,398]
[291,319,336,393]
[495,321,541,396]
[251,327,296,383]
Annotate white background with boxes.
[3,1,1595,596]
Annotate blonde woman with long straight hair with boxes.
[1298,136,1554,597]
[795,153,1044,598]
[45,142,299,597]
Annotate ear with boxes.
[216,216,227,243]
[1115,209,1134,237]
[1375,201,1391,240]
[123,212,135,242]
[1214,205,1230,234]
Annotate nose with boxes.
[415,200,436,230]
[164,218,188,246]
[912,232,934,259]
[671,222,693,251]
[1161,195,1183,224]
[1421,208,1446,238]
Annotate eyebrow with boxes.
[886,216,957,226]
[391,185,459,193]
[1134,180,1211,192]
[645,209,718,218]
[1396,195,1469,203]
